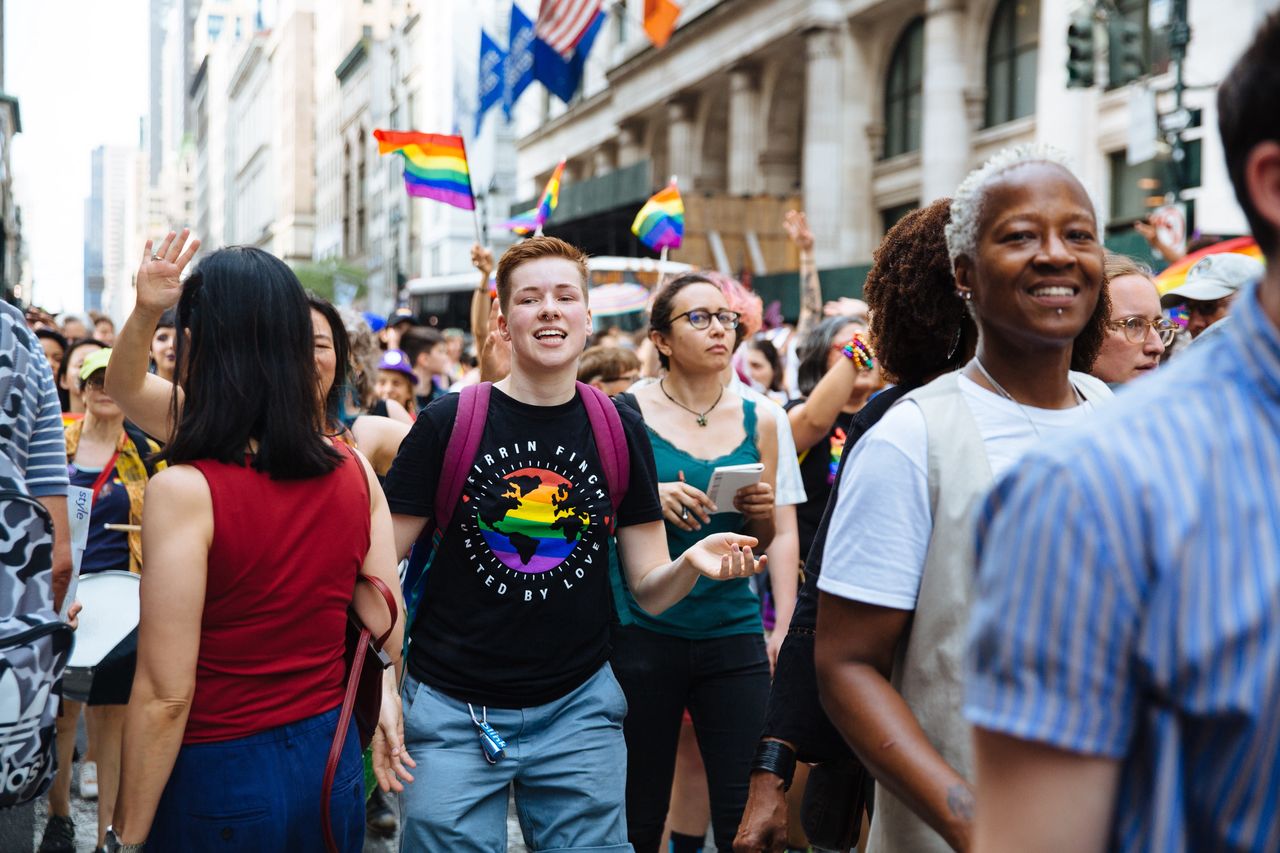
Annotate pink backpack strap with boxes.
[576,381,630,514]
[434,382,491,531]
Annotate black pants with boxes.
[610,625,771,853]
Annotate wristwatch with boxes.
[104,826,146,852]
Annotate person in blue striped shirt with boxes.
[965,13,1280,851]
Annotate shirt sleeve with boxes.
[964,451,1146,758]
[816,402,931,610]
[22,330,70,498]
[382,394,456,517]
[770,403,808,507]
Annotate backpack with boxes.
[0,458,73,808]
[400,381,631,633]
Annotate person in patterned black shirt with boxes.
[384,236,768,852]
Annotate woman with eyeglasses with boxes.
[1089,252,1173,385]
[610,273,778,853]
[814,145,1114,853]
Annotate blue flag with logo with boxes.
[503,4,536,118]
[533,10,605,104]
[477,29,506,136]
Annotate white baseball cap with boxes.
[1161,253,1265,308]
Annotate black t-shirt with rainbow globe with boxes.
[383,386,661,708]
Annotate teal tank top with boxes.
[610,398,763,639]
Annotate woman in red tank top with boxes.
[103,233,413,852]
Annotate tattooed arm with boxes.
[785,210,823,338]
[815,592,975,851]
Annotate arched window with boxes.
[985,0,1039,127]
[883,18,925,159]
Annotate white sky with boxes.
[7,0,149,313]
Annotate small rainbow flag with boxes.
[503,160,566,236]
[631,179,684,251]
[373,129,474,210]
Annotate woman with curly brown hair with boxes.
[814,145,1112,853]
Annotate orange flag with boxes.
[644,0,681,48]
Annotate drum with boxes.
[63,571,140,703]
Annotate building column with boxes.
[728,64,762,196]
[1034,0,1101,198]
[593,143,617,176]
[920,0,972,201]
[842,30,877,261]
[802,26,843,268]
[617,121,644,168]
[667,95,698,184]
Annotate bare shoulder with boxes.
[146,464,212,507]
[353,413,410,451]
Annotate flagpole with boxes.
[458,134,484,247]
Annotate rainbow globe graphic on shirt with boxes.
[475,467,592,574]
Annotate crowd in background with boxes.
[2,13,1277,853]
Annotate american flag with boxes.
[536,0,603,58]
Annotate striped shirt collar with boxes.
[1225,279,1280,402]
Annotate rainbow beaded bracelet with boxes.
[841,334,876,371]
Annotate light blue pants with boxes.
[398,664,633,852]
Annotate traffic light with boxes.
[1066,15,1096,88]
[1110,19,1146,86]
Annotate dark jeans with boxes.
[148,705,363,852]
[610,625,771,853]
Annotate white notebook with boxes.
[705,462,765,513]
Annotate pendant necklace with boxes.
[660,378,723,427]
[970,357,1083,439]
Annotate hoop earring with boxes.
[946,326,962,360]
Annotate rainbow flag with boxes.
[502,160,566,236]
[373,129,474,210]
[1154,236,1264,295]
[631,179,684,251]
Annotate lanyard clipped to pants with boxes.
[468,704,507,764]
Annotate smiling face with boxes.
[376,371,416,411]
[151,326,177,379]
[651,282,735,375]
[498,257,592,375]
[1092,273,1166,383]
[956,162,1104,353]
[311,308,338,400]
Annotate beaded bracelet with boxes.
[840,334,876,371]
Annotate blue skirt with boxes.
[148,705,364,852]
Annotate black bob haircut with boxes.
[1218,10,1280,258]
[161,246,343,479]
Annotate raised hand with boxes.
[136,229,201,315]
[782,210,814,253]
[686,534,767,581]
[470,243,495,278]
[479,297,511,383]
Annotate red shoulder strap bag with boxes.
[321,573,397,853]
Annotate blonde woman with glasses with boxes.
[1089,251,1175,385]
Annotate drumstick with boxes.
[103,523,142,532]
